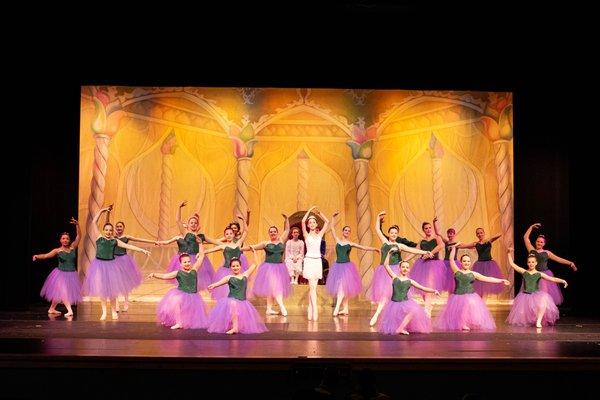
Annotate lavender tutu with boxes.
[435,293,496,330]
[507,291,559,326]
[40,268,82,304]
[326,261,363,297]
[157,288,208,329]
[443,260,461,293]
[409,259,447,295]
[252,262,291,298]
[207,297,267,334]
[520,270,563,305]
[83,258,130,298]
[378,298,432,334]
[115,254,142,291]
[472,260,504,295]
[365,264,400,302]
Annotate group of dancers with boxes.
[32,203,577,334]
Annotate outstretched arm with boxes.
[116,239,150,256]
[472,272,510,285]
[32,248,59,261]
[433,216,449,243]
[127,235,159,244]
[156,235,183,246]
[523,223,540,253]
[301,206,317,237]
[486,234,502,244]
[546,250,577,271]
[457,241,477,249]
[410,280,440,295]
[148,271,178,280]
[398,243,430,257]
[507,251,526,274]
[540,272,568,287]
[207,275,231,290]
[351,242,380,253]
[203,244,225,255]
[249,241,267,251]
[176,201,187,235]
[71,217,81,249]
[374,211,389,244]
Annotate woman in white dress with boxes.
[301,206,330,321]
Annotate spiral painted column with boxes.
[234,157,251,220]
[297,150,309,211]
[429,135,446,227]
[158,132,176,240]
[353,159,373,279]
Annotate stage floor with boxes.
[1,302,599,399]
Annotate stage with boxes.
[1,298,599,400]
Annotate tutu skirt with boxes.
[252,262,291,298]
[157,288,208,329]
[207,297,267,334]
[40,268,82,304]
[519,270,563,305]
[114,254,142,292]
[507,290,559,326]
[83,258,130,298]
[325,261,362,297]
[365,264,400,302]
[408,259,447,298]
[378,298,432,334]
[472,260,504,296]
[435,293,496,330]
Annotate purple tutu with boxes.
[167,253,214,290]
[40,268,82,304]
[211,267,232,300]
[207,297,267,334]
[472,260,504,295]
[435,293,496,331]
[443,260,461,293]
[365,264,400,302]
[157,288,208,329]
[408,259,447,296]
[519,270,563,305]
[507,290,559,327]
[115,254,142,292]
[83,258,130,298]
[252,262,291,298]
[378,298,432,334]
[326,261,363,298]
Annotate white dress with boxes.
[302,234,322,280]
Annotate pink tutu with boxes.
[83,258,130,298]
[507,290,559,327]
[378,298,432,334]
[520,270,563,305]
[326,261,363,298]
[365,264,400,302]
[207,297,267,334]
[252,262,291,298]
[435,293,496,331]
[408,259,447,296]
[167,253,214,290]
[157,288,208,329]
[472,260,504,295]
[40,268,82,304]
[115,254,142,292]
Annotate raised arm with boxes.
[315,209,329,238]
[433,216,449,243]
[330,212,341,244]
[382,248,398,280]
[70,217,81,249]
[148,271,178,280]
[243,248,260,278]
[280,214,290,242]
[32,248,60,261]
[176,201,187,235]
[486,234,502,244]
[523,223,540,253]
[92,205,112,238]
[191,244,206,271]
[431,235,445,256]
[507,251,526,274]
[301,206,317,237]
[472,272,510,285]
[540,272,568,287]
[237,215,249,243]
[546,250,577,271]
[115,239,151,256]
[448,244,460,273]
[374,211,389,244]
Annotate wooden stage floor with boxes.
[1,301,599,399]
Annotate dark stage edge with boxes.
[1,304,599,400]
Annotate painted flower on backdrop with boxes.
[347,117,378,160]
[229,115,258,158]
[91,90,125,137]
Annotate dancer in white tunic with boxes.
[301,206,329,321]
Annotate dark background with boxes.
[3,2,595,316]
